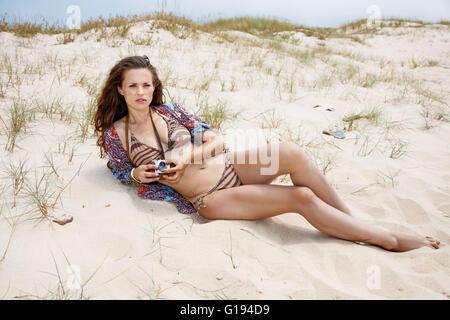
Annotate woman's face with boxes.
[117,68,155,110]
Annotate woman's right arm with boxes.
[104,127,134,184]
[104,127,162,184]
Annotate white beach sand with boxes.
[0,19,449,299]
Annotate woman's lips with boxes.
[136,99,147,103]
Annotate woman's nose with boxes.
[137,86,144,94]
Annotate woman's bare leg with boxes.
[231,143,352,215]
[191,184,440,252]
[289,154,353,216]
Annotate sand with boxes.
[0,19,449,299]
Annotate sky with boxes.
[0,0,449,28]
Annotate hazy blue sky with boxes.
[1,0,449,28]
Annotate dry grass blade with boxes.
[377,169,402,188]
[2,100,36,152]
[357,134,383,157]
[43,153,60,178]
[1,281,11,299]
[343,106,384,131]
[21,170,55,221]
[2,158,30,207]
[259,108,285,130]
[50,251,66,297]
[127,264,172,300]
[20,155,89,224]
[78,96,97,142]
[305,148,338,176]
[388,139,408,159]
[194,97,241,130]
[350,183,378,195]
[170,278,238,299]
[222,229,237,269]
[0,219,16,263]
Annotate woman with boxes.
[94,55,440,252]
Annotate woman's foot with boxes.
[384,232,440,252]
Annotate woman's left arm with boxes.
[162,130,225,183]
[186,129,225,164]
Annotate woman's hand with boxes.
[159,158,187,184]
[134,164,161,183]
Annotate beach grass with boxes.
[0,10,448,299]
[2,158,30,208]
[1,100,36,152]
[193,95,241,130]
[376,168,402,188]
[387,138,409,159]
[342,106,384,131]
[1,11,434,44]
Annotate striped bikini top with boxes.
[127,112,190,167]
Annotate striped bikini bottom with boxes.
[191,150,242,211]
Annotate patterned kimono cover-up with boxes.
[104,102,211,214]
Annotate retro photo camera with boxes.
[152,159,171,175]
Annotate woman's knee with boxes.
[197,208,215,220]
[290,186,317,206]
[195,197,222,220]
[280,142,309,168]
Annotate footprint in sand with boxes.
[81,229,133,261]
[437,204,450,218]
[425,189,450,217]
[105,234,134,261]
[425,189,450,203]
[395,197,431,224]
[333,253,360,285]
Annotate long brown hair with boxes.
[94,55,166,158]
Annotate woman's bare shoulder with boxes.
[113,117,125,131]
[112,117,126,141]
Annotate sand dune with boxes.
[0,17,449,299]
